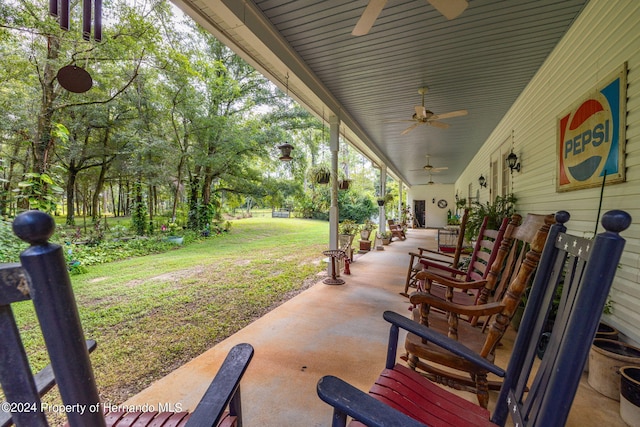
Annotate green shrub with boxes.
[0,219,26,262]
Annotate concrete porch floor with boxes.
[125,228,627,426]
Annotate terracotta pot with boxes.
[588,339,640,400]
[596,323,620,341]
[585,323,620,373]
[620,366,640,427]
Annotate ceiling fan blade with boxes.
[427,0,468,20]
[433,109,468,120]
[352,0,387,36]
[415,105,426,118]
[429,121,450,129]
[432,166,448,171]
[385,119,416,123]
[401,122,421,135]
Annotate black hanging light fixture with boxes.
[506,151,520,173]
[478,175,487,188]
[506,130,521,173]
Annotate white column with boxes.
[328,115,340,274]
[398,182,403,222]
[379,165,387,233]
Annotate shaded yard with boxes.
[10,217,329,423]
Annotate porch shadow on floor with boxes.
[124,228,626,426]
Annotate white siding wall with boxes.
[456,0,640,344]
[407,184,455,228]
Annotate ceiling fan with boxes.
[411,155,448,173]
[352,0,469,36]
[390,87,468,135]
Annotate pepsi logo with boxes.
[559,93,613,182]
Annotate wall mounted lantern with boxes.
[478,175,487,188]
[506,151,521,173]
[278,143,294,161]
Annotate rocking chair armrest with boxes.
[415,270,482,289]
[408,252,454,267]
[383,311,505,377]
[417,247,450,256]
[317,375,427,427]
[0,340,97,427]
[418,260,463,275]
[185,343,254,427]
[408,293,505,318]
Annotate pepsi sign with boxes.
[557,64,626,192]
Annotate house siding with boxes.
[456,0,640,343]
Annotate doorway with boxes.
[414,200,425,228]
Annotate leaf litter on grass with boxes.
[9,217,329,426]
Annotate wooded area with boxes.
[0,0,394,234]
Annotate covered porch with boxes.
[124,229,625,426]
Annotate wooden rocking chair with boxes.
[386,220,406,241]
[404,213,509,303]
[0,210,254,427]
[400,210,509,297]
[403,213,554,408]
[317,210,630,427]
[402,209,470,296]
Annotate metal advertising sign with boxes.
[557,63,626,192]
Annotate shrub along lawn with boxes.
[10,217,329,421]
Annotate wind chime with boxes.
[49,0,102,41]
[49,0,102,93]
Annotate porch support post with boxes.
[328,115,340,275]
[379,166,387,233]
[398,182,403,222]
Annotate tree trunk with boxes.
[171,155,185,222]
[33,35,60,175]
[0,140,21,217]
[66,162,79,225]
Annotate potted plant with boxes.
[376,193,394,207]
[339,219,359,236]
[164,222,184,245]
[464,193,517,243]
[308,164,331,184]
[360,219,377,241]
[339,178,351,190]
[381,231,392,245]
[338,219,359,249]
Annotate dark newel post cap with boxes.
[601,210,632,233]
[12,210,56,245]
[554,210,570,225]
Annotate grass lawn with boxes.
[11,216,329,422]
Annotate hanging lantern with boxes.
[278,143,294,161]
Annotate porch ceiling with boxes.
[171,0,590,186]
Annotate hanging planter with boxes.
[339,179,351,190]
[309,164,331,184]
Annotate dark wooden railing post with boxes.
[0,264,49,427]
[13,210,106,427]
